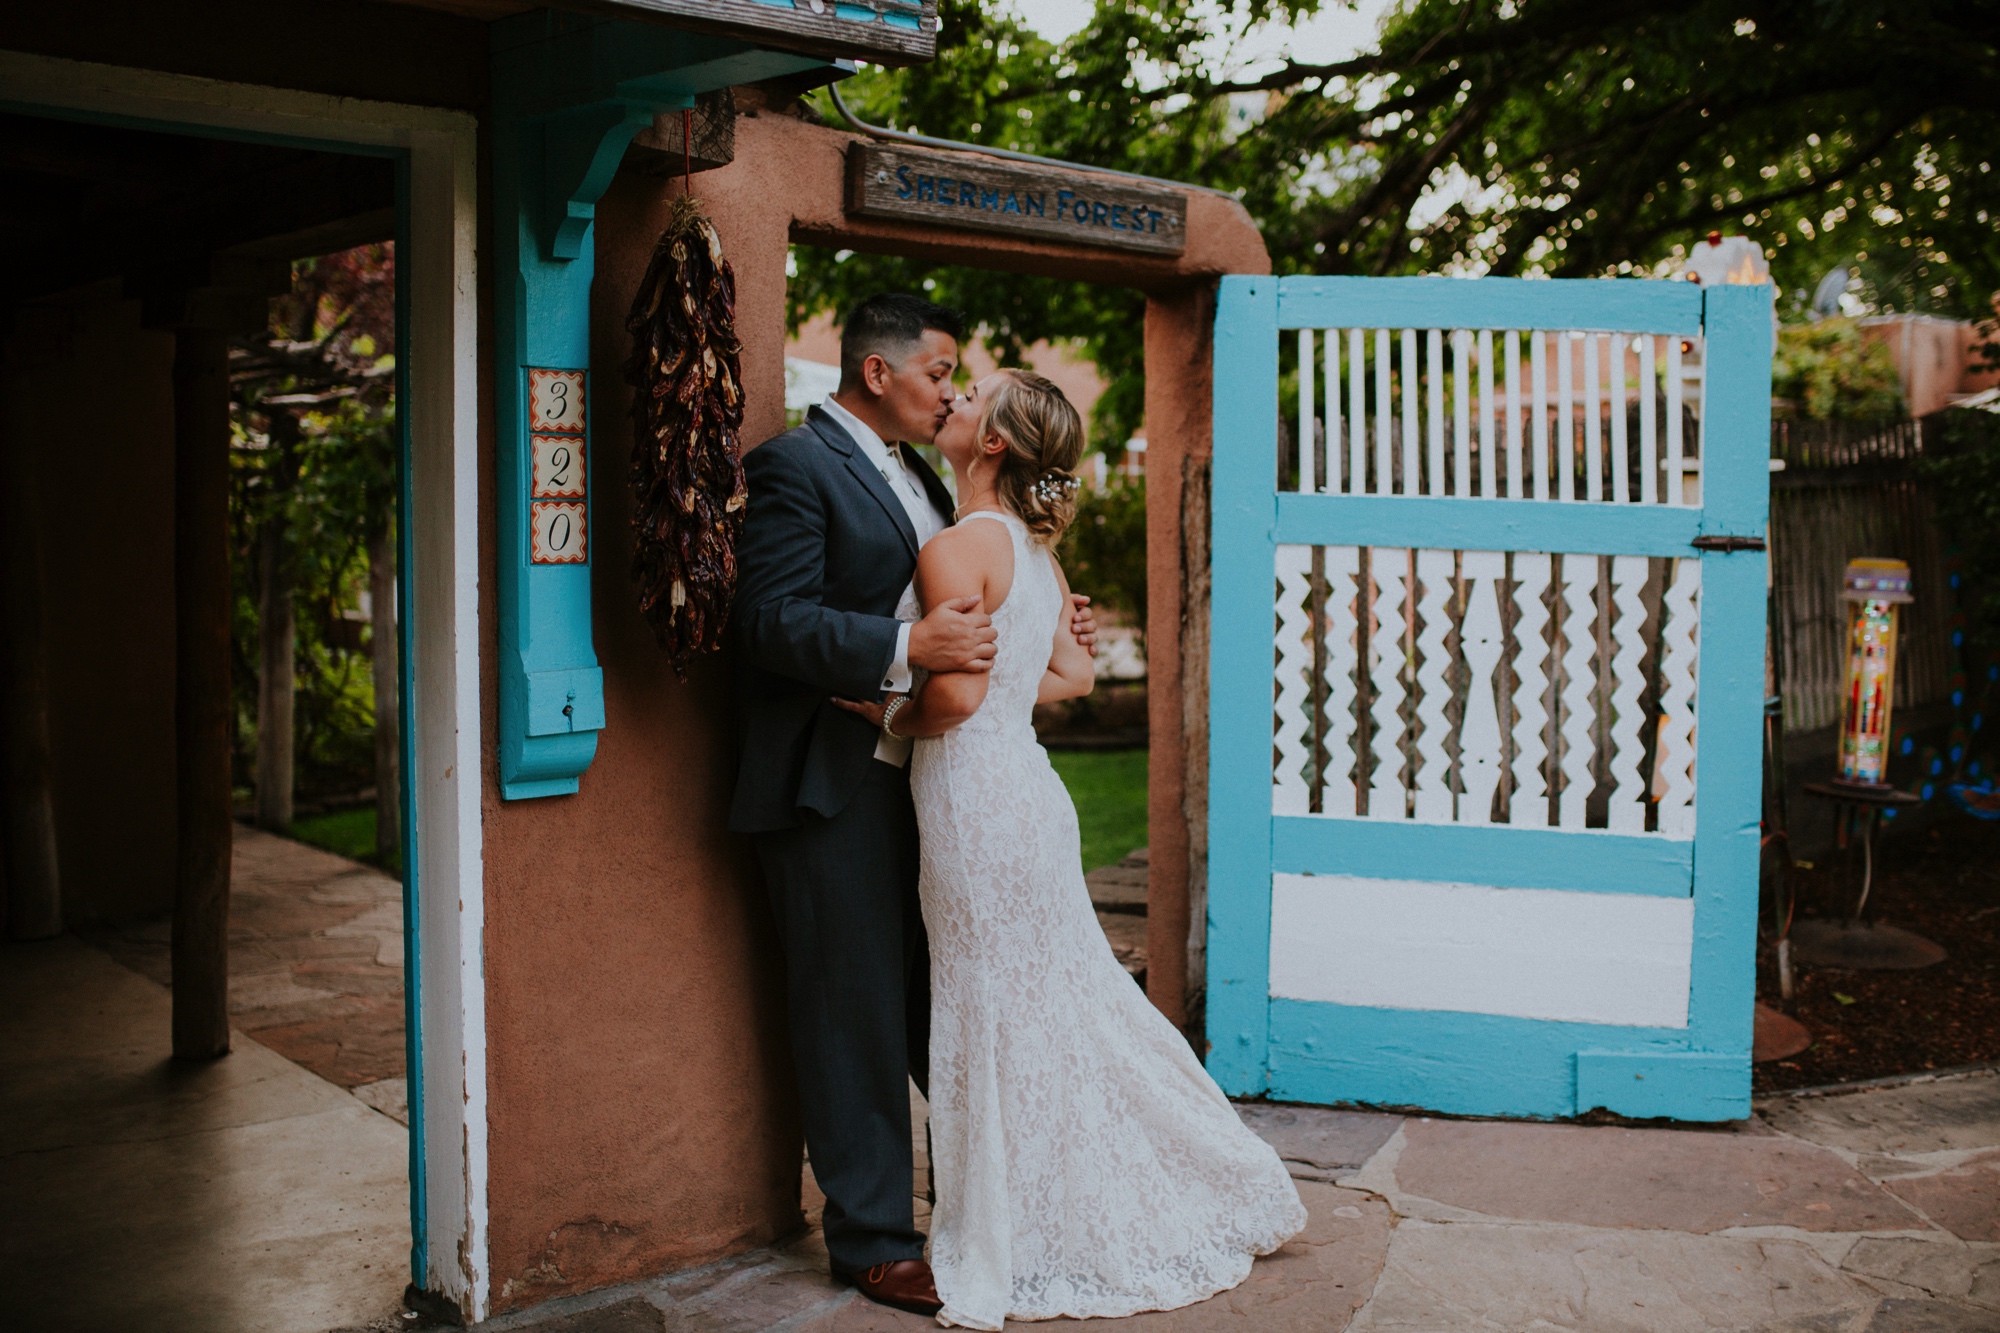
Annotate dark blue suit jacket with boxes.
[729,405,955,832]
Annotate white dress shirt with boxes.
[820,395,949,765]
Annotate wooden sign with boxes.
[846,143,1187,256]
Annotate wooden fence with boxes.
[1770,416,1953,735]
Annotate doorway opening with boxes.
[0,109,432,1331]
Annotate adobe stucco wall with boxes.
[474,102,1267,1309]
[0,292,180,928]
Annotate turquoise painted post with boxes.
[1206,275,1278,1095]
[490,15,838,798]
[389,160,428,1287]
[1682,284,1774,1109]
[1578,283,1772,1122]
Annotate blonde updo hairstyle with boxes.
[977,368,1087,545]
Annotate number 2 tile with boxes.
[531,434,586,498]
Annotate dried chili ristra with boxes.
[624,195,747,677]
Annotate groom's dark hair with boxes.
[839,293,966,390]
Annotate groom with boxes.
[731,294,1096,1315]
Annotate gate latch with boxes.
[1691,535,1766,553]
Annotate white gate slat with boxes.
[1606,554,1649,832]
[1504,330,1523,498]
[1452,330,1472,497]
[1508,552,1553,826]
[1557,333,1576,503]
[1459,551,1506,824]
[1325,329,1343,493]
[1478,329,1497,498]
[1374,328,1394,495]
[1349,328,1367,495]
[1368,548,1410,819]
[1666,335,1686,506]
[1322,546,1363,815]
[1413,549,1456,822]
[1558,554,1599,829]
[1273,545,1315,814]
[1584,334,1604,503]
[1531,331,1550,501]
[1401,328,1420,496]
[1639,336,1659,505]
[1295,328,1314,494]
[1426,330,1446,497]
[1658,556,1701,838]
[1609,336,1631,503]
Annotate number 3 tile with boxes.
[528,368,586,435]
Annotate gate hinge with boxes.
[1691,535,1766,553]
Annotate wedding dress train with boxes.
[911,510,1305,1330]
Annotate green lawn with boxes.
[288,808,399,876]
[1050,748,1149,871]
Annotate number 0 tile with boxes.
[530,500,586,564]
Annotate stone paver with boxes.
[1347,1218,1876,1332]
[1761,1070,2000,1157]
[1234,1103,1403,1180]
[84,824,408,1093]
[1392,1116,1927,1233]
[1884,1152,2000,1242]
[1840,1237,2000,1307]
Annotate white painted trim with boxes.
[0,51,491,1321]
[1269,873,1693,1028]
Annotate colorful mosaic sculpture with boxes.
[1837,558,1913,787]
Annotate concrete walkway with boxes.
[477,1068,2000,1333]
[0,934,411,1333]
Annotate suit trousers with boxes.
[754,758,930,1273]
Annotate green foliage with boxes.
[793,0,1999,423]
[230,245,398,798]
[1772,319,1905,420]
[1923,409,2000,656]
[288,807,400,875]
[1049,748,1149,871]
[1060,476,1148,631]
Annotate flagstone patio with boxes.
[10,827,1997,1332]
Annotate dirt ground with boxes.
[1755,810,2000,1094]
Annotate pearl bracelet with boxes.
[881,695,912,739]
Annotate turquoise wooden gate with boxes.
[1206,276,1772,1121]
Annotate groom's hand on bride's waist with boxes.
[909,595,998,674]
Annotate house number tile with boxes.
[528,368,586,435]
[530,500,587,564]
[531,434,586,499]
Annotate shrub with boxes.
[1773,319,1905,420]
[1061,475,1147,633]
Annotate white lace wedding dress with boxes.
[911,509,1305,1331]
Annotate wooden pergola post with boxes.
[2,461,63,941]
[172,325,234,1061]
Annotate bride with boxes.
[838,369,1304,1329]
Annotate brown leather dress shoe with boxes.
[838,1258,944,1317]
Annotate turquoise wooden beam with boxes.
[491,14,839,798]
